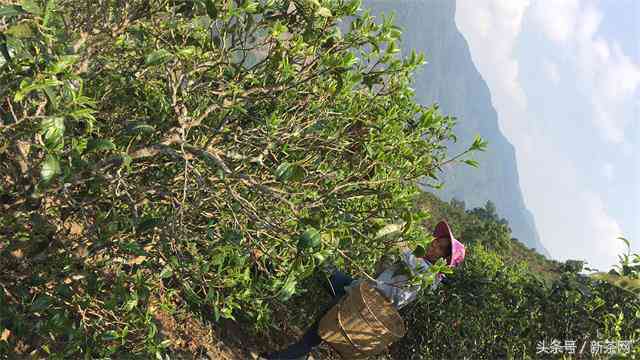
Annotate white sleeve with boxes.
[402,251,441,292]
[430,276,442,291]
[373,252,438,308]
[401,250,429,274]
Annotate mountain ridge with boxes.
[363,0,550,257]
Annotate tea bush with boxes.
[390,194,640,359]
[2,1,637,358]
[0,0,484,357]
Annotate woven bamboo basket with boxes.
[318,281,406,359]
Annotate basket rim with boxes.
[359,281,406,338]
[336,300,370,356]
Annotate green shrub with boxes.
[0,0,485,357]
[391,196,640,359]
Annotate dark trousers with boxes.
[263,270,355,360]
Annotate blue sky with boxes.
[455,0,639,271]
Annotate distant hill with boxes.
[363,0,551,257]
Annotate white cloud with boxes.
[581,192,626,269]
[455,0,633,271]
[544,60,560,84]
[593,103,625,143]
[601,163,614,182]
[623,141,633,157]
[531,0,580,43]
[515,126,625,271]
[532,1,640,145]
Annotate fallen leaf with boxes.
[1,328,10,342]
[128,255,147,265]
[68,222,84,236]
[74,245,88,258]
[251,249,263,259]
[10,249,23,259]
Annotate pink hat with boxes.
[433,220,465,267]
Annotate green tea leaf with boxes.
[471,134,488,151]
[223,229,243,243]
[120,154,132,170]
[123,296,138,312]
[86,139,116,152]
[14,78,62,102]
[0,5,24,18]
[126,123,155,134]
[48,55,79,74]
[101,330,119,341]
[160,265,173,279]
[463,159,479,168]
[40,117,65,151]
[316,7,331,17]
[43,86,58,111]
[6,22,34,39]
[278,278,297,301]
[41,155,61,182]
[298,227,321,249]
[20,0,42,15]
[275,162,290,180]
[275,162,305,182]
[243,1,258,13]
[43,0,56,26]
[145,49,173,66]
[203,0,217,19]
[618,237,631,250]
[69,108,96,122]
[72,137,88,155]
[177,46,196,57]
[375,223,403,242]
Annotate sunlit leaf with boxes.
[20,0,42,15]
[14,78,61,102]
[375,223,403,242]
[177,46,196,57]
[40,117,65,151]
[6,22,34,39]
[316,7,331,17]
[278,277,297,301]
[145,49,173,66]
[123,296,138,311]
[160,265,173,279]
[41,155,61,182]
[48,55,79,74]
[298,227,321,249]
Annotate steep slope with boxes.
[363,0,550,256]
